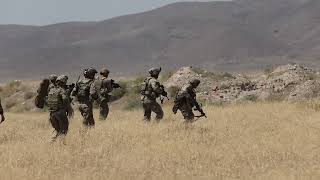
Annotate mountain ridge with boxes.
[0,0,319,80]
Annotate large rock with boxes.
[165,64,320,103]
[165,66,202,88]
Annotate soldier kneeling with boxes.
[173,79,206,122]
[46,75,72,141]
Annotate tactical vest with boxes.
[76,80,93,101]
[47,88,63,111]
[140,77,153,96]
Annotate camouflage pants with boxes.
[179,105,195,122]
[78,102,95,127]
[99,100,109,120]
[142,101,164,121]
[49,109,69,135]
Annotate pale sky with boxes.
[0,0,220,25]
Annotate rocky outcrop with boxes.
[165,64,320,103]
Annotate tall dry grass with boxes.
[1,102,320,180]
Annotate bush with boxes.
[160,71,174,82]
[110,81,128,101]
[123,95,142,111]
[24,91,35,100]
[167,86,179,98]
[242,94,258,102]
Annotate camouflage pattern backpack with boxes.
[140,77,152,96]
[47,87,63,111]
[76,80,94,100]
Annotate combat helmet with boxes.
[148,67,162,77]
[83,67,98,78]
[56,75,68,85]
[49,74,58,83]
[100,68,110,76]
[189,79,201,88]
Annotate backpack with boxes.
[47,88,63,111]
[77,80,93,99]
[140,77,152,95]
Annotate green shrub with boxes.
[167,86,179,98]
[242,94,258,102]
[110,81,128,101]
[160,71,174,82]
[123,95,141,111]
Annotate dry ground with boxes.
[1,102,320,180]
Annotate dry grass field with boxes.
[1,102,320,180]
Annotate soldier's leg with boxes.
[99,101,109,120]
[49,112,60,134]
[56,109,69,135]
[151,102,164,121]
[180,108,194,122]
[49,111,61,141]
[143,103,152,121]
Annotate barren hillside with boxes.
[0,0,320,80]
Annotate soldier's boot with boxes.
[153,103,164,123]
[143,103,152,122]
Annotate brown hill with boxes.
[0,0,319,80]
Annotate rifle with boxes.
[110,79,121,89]
[159,85,169,104]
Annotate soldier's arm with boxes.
[104,80,113,93]
[150,79,164,95]
[71,83,79,96]
[61,90,70,106]
[89,80,99,100]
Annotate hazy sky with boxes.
[0,0,218,25]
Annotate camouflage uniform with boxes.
[173,79,205,122]
[98,68,121,120]
[0,98,5,123]
[72,68,98,126]
[46,75,70,139]
[48,74,58,92]
[141,68,166,121]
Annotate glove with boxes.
[172,106,178,114]
[162,91,168,97]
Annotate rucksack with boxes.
[140,77,152,95]
[47,88,63,111]
[77,80,93,99]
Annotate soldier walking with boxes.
[0,98,5,124]
[140,67,167,122]
[98,68,121,120]
[172,79,206,122]
[72,68,98,127]
[46,75,72,141]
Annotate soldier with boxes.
[46,75,71,141]
[72,67,98,127]
[172,79,206,122]
[0,98,5,124]
[98,68,121,120]
[140,67,167,122]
